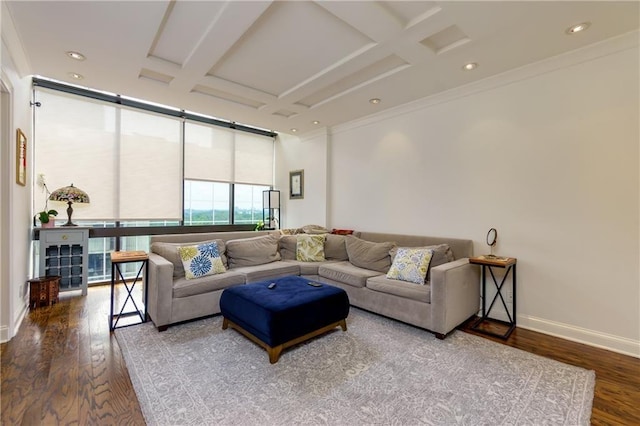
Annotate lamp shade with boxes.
[49,184,90,226]
[262,190,280,209]
[49,184,90,204]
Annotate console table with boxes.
[38,228,89,295]
[110,250,149,331]
[469,255,517,339]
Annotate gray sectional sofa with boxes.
[147,230,480,338]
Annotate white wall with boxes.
[1,6,34,341]
[327,34,639,356]
[275,129,329,229]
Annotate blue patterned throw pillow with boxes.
[386,247,434,285]
[177,241,226,280]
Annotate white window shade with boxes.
[35,89,183,221]
[35,90,117,220]
[184,123,233,182]
[119,108,183,220]
[235,132,274,185]
[185,122,274,186]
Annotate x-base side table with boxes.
[469,255,517,339]
[110,250,149,331]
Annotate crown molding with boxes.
[293,126,329,143]
[331,30,639,136]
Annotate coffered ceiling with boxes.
[4,1,639,134]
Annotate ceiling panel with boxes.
[207,1,374,96]
[378,1,439,28]
[191,84,265,109]
[421,25,470,55]
[300,54,408,107]
[149,1,227,66]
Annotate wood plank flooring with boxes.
[1,284,145,425]
[2,284,639,425]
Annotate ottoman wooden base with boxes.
[223,317,347,364]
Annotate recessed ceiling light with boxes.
[68,72,84,80]
[290,128,298,133]
[312,120,320,125]
[462,62,478,71]
[66,51,86,61]
[369,98,381,105]
[566,22,591,35]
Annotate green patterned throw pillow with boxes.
[177,241,226,280]
[296,234,326,262]
[386,247,434,284]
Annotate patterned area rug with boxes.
[116,309,594,425]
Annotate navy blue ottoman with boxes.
[220,275,350,363]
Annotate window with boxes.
[234,184,270,224]
[183,121,275,226]
[183,181,270,226]
[33,81,276,283]
[35,87,275,225]
[184,180,230,225]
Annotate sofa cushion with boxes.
[278,235,297,260]
[296,234,326,262]
[386,247,433,285]
[232,262,300,283]
[226,234,281,268]
[319,261,383,288]
[173,270,246,299]
[390,243,454,281]
[177,241,226,280]
[281,234,348,262]
[345,235,395,273]
[151,239,227,278]
[324,234,349,261]
[366,275,431,303]
[283,260,341,275]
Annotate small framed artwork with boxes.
[289,169,304,199]
[16,128,27,186]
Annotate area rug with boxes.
[116,308,594,425]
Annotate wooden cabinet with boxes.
[28,276,60,308]
[38,228,89,295]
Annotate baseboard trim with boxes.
[518,314,640,359]
[0,325,9,343]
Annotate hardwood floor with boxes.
[2,285,639,425]
[1,284,145,425]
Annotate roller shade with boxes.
[184,122,274,185]
[34,89,183,221]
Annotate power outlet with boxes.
[504,287,513,303]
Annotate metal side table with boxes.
[110,250,149,331]
[469,255,517,339]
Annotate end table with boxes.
[110,250,149,331]
[469,255,517,339]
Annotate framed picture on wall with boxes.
[16,128,26,186]
[289,169,304,199]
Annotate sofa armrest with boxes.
[147,252,175,330]
[429,258,480,336]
